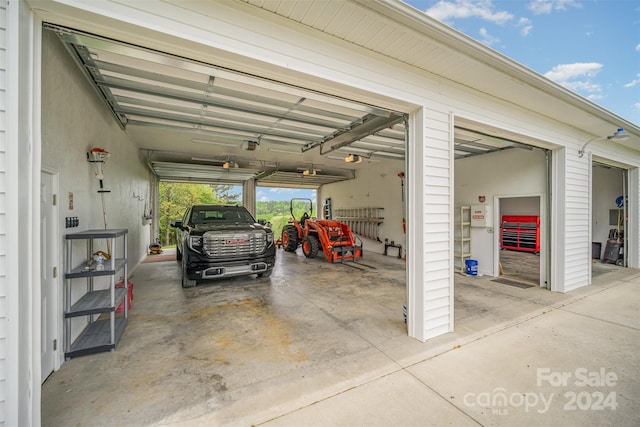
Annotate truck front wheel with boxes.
[181,254,197,288]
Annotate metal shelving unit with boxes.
[455,206,472,273]
[64,229,128,359]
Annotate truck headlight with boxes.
[266,231,274,245]
[188,236,203,252]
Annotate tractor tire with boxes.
[282,226,299,252]
[181,255,197,288]
[302,235,320,258]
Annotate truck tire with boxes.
[282,226,299,252]
[181,256,197,288]
[302,235,320,258]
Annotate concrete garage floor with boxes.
[42,250,639,426]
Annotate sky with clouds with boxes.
[403,0,639,124]
[256,187,316,202]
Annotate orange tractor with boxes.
[281,198,363,263]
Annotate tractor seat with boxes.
[300,212,310,227]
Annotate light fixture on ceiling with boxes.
[242,140,260,151]
[578,128,630,157]
[223,161,239,169]
[298,165,320,175]
[345,154,363,163]
[192,138,238,147]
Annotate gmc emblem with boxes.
[225,238,247,245]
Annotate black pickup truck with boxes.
[170,204,276,287]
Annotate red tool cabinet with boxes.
[500,215,540,253]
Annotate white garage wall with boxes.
[592,165,624,255]
[40,31,151,347]
[500,197,540,216]
[42,30,151,264]
[319,159,406,256]
[455,148,547,276]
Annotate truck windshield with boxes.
[190,207,256,225]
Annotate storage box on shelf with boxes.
[64,228,128,359]
[500,215,540,253]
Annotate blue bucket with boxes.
[465,259,478,276]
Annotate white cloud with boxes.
[528,0,552,14]
[634,103,640,111]
[478,27,500,46]
[426,0,513,24]
[517,17,533,36]
[260,196,269,202]
[625,73,640,88]
[544,62,603,97]
[528,0,581,15]
[636,43,640,52]
[544,62,602,81]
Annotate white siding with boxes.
[563,151,592,292]
[407,108,453,341]
[423,109,454,339]
[0,0,6,423]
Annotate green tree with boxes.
[213,185,241,203]
[158,183,241,245]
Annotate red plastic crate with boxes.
[115,279,133,313]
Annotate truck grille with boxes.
[202,231,266,257]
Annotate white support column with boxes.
[6,1,38,424]
[406,107,454,342]
[551,146,593,293]
[550,148,566,292]
[628,167,639,268]
[243,179,257,216]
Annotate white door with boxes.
[41,170,57,381]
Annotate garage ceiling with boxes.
[45,23,531,187]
